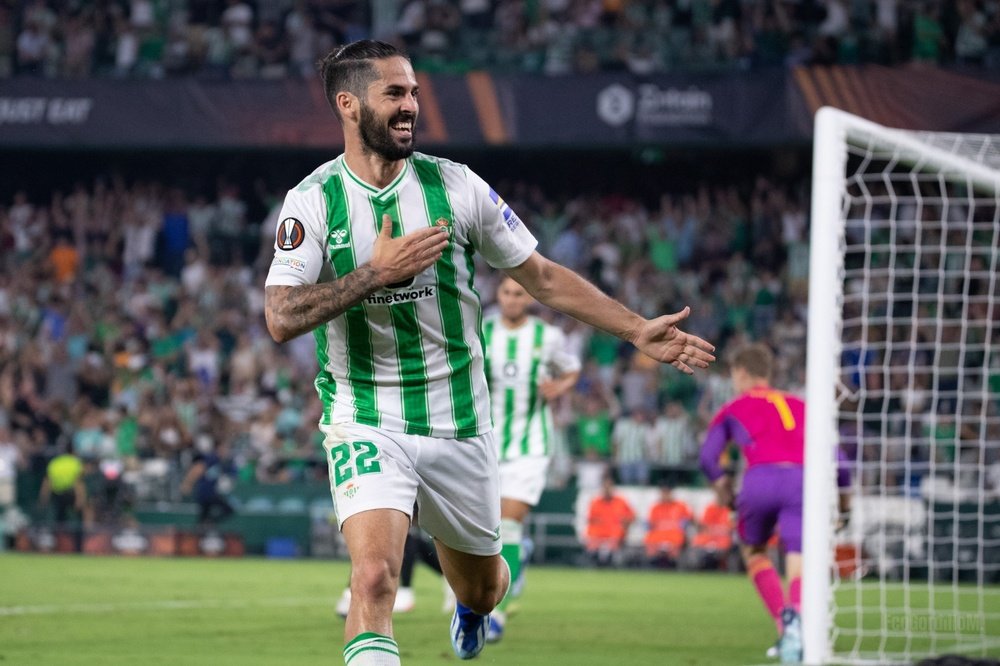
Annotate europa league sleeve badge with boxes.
[276,217,306,251]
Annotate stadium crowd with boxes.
[3,0,1000,79]
[2,162,998,530]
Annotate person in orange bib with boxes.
[689,500,735,569]
[643,485,692,567]
[585,475,635,566]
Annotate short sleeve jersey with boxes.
[265,153,537,438]
[483,315,581,460]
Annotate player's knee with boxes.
[454,565,506,614]
[351,558,398,603]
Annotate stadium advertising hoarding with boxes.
[514,69,796,146]
[0,71,796,148]
[15,526,245,557]
[2,67,998,149]
[0,78,345,149]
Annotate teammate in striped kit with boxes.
[482,276,581,642]
[264,40,716,665]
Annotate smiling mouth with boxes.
[390,118,414,139]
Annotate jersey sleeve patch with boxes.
[276,217,306,251]
[270,254,308,273]
[488,187,520,231]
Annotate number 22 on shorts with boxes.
[329,440,383,487]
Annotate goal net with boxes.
[803,107,1000,665]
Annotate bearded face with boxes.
[358,100,416,161]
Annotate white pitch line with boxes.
[0,597,332,617]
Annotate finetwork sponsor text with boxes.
[366,285,436,305]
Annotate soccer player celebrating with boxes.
[699,343,815,662]
[482,276,581,642]
[265,39,715,665]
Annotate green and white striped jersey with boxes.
[265,153,537,438]
[483,315,581,460]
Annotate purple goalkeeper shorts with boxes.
[737,464,803,553]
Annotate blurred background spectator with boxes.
[1,0,999,81]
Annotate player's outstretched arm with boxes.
[505,252,715,374]
[266,215,448,343]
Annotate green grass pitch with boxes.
[2,553,776,665]
[2,554,998,665]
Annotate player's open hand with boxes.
[633,306,716,374]
[369,214,449,287]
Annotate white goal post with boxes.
[803,107,1000,665]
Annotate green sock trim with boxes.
[344,633,398,664]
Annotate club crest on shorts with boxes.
[276,217,305,251]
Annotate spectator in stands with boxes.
[585,475,635,567]
[912,1,947,63]
[3,0,1000,79]
[47,232,80,285]
[574,448,609,496]
[649,400,697,486]
[643,484,692,568]
[159,189,191,278]
[611,407,652,486]
[15,15,50,76]
[572,387,610,456]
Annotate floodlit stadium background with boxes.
[2,2,1000,665]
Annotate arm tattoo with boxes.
[265,265,382,342]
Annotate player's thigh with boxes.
[499,455,550,512]
[776,470,804,553]
[342,507,411,579]
[736,476,780,548]
[321,423,419,528]
[415,431,501,556]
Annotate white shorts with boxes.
[498,456,550,507]
[321,422,502,556]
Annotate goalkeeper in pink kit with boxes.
[699,343,849,663]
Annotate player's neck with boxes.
[500,314,529,330]
[343,147,405,190]
[743,381,771,394]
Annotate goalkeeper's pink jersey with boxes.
[699,386,805,482]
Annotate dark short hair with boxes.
[317,40,405,118]
[730,343,774,381]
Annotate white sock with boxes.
[343,632,400,666]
